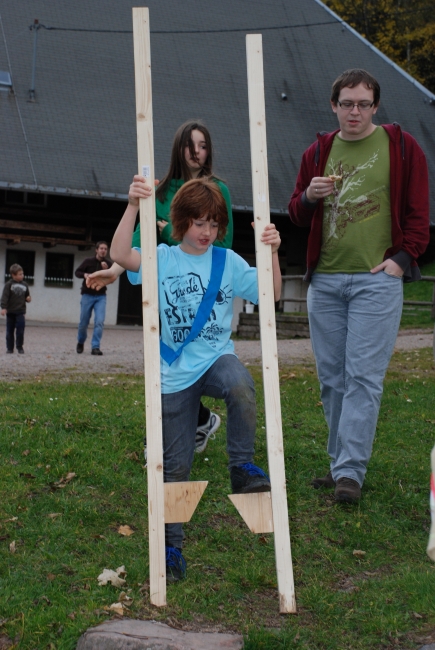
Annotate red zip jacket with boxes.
[288,124,430,282]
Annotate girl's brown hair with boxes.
[170,177,228,242]
[156,120,214,203]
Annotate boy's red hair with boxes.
[170,177,228,242]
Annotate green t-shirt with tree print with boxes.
[316,126,392,273]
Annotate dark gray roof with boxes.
[1,0,434,220]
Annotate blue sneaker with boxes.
[166,546,187,583]
[230,462,271,494]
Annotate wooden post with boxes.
[246,34,296,614]
[132,7,166,606]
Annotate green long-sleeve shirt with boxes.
[131,178,233,249]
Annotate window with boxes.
[45,252,74,288]
[0,70,12,90]
[5,250,35,285]
[5,191,47,207]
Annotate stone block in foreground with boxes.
[76,619,244,650]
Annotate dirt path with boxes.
[0,322,432,381]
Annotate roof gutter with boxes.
[0,180,129,201]
[314,0,435,103]
[0,181,289,214]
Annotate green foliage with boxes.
[324,0,435,92]
[0,360,434,648]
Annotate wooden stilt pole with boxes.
[246,34,296,614]
[132,7,166,607]
[132,8,208,606]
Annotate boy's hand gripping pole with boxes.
[240,33,296,614]
[132,8,206,607]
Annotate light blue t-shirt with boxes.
[128,244,258,394]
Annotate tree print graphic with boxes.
[322,150,384,252]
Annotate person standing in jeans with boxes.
[75,241,112,356]
[1,263,31,354]
[289,68,429,503]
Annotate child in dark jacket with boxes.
[1,264,31,354]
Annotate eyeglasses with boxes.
[337,100,375,111]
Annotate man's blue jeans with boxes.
[77,294,106,349]
[6,313,25,351]
[307,272,403,487]
[161,354,256,548]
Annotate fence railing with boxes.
[281,275,435,358]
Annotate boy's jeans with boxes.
[6,313,25,351]
[162,354,256,548]
[77,294,106,349]
[307,271,403,487]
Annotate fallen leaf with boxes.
[4,517,18,523]
[50,472,76,490]
[46,573,56,581]
[22,450,30,456]
[118,525,134,537]
[316,401,323,407]
[108,603,124,616]
[19,473,36,479]
[353,549,366,558]
[9,541,16,554]
[0,633,14,649]
[47,513,62,519]
[97,566,127,588]
[118,591,133,606]
[413,612,423,619]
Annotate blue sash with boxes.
[160,246,227,366]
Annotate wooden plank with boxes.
[132,7,166,607]
[228,492,273,533]
[0,219,86,235]
[164,482,208,523]
[246,34,296,614]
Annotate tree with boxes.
[324,0,435,93]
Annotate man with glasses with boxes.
[289,68,429,503]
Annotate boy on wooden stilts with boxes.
[111,175,282,582]
[87,121,233,455]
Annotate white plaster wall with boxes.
[0,241,119,325]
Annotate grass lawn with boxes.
[1,350,435,649]
[401,261,435,329]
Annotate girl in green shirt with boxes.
[132,119,233,249]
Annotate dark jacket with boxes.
[75,256,113,295]
[1,280,30,313]
[288,123,430,282]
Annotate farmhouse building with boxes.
[1,0,434,324]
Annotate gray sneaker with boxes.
[195,412,221,453]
